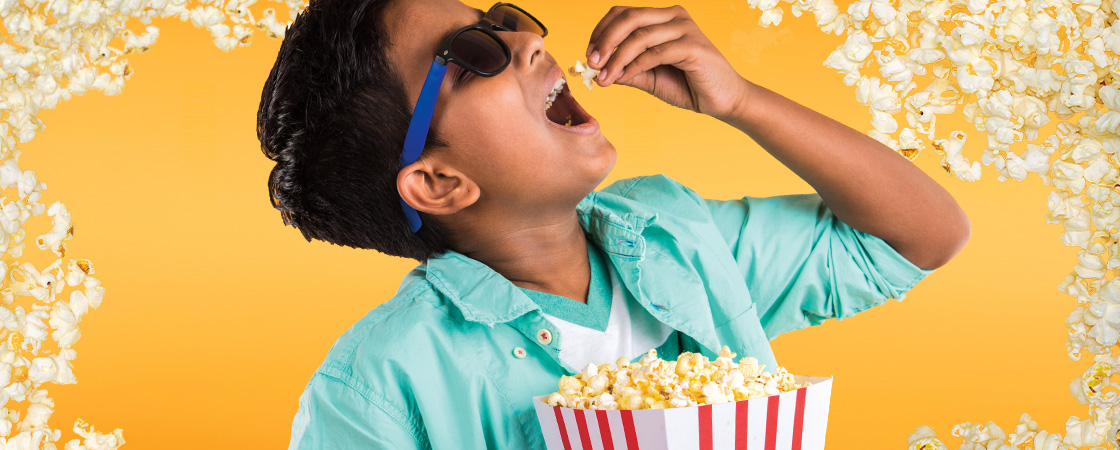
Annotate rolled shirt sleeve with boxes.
[289,373,424,450]
[703,193,935,339]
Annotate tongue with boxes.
[546,84,586,126]
[546,90,572,125]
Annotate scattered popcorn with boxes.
[738,0,1120,445]
[1,0,1117,443]
[568,60,601,90]
[906,425,948,450]
[0,0,310,444]
[543,347,810,410]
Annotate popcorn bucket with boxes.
[532,375,833,450]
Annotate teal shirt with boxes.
[288,174,934,450]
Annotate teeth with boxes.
[545,77,567,111]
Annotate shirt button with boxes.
[537,328,553,345]
[513,347,527,358]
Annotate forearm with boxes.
[721,79,970,270]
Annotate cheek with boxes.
[454,89,550,156]
[444,87,510,130]
[438,83,573,190]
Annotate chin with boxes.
[595,143,617,184]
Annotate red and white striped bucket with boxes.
[532,375,832,450]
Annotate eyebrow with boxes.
[433,7,487,56]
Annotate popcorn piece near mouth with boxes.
[568,60,601,90]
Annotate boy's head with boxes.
[257,0,616,262]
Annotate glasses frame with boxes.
[397,2,547,233]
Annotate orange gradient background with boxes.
[17,0,1087,448]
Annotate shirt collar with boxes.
[422,191,658,325]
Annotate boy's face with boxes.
[385,0,616,220]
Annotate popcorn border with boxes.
[732,0,1120,447]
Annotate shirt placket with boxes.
[600,229,730,361]
[506,312,577,374]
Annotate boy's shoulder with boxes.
[310,282,463,392]
[594,173,711,221]
[294,286,457,446]
[600,173,703,203]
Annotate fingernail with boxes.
[590,51,600,65]
[586,44,594,57]
[597,70,606,82]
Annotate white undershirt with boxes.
[541,259,675,371]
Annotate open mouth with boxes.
[545,81,591,127]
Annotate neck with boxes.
[454,211,591,304]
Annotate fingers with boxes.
[586,6,687,69]
[598,20,689,86]
[614,37,690,87]
[586,6,629,55]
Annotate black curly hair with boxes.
[256,0,453,262]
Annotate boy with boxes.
[258,0,970,448]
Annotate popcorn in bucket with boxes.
[532,348,834,450]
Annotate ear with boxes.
[397,159,480,216]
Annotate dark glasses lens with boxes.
[447,29,507,74]
[489,4,546,37]
[442,4,545,75]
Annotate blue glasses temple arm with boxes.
[401,60,447,169]
[398,60,448,233]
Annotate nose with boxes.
[497,28,546,75]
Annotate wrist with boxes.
[718,77,759,127]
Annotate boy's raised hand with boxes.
[585,5,750,121]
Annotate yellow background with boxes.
[18,0,1088,448]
